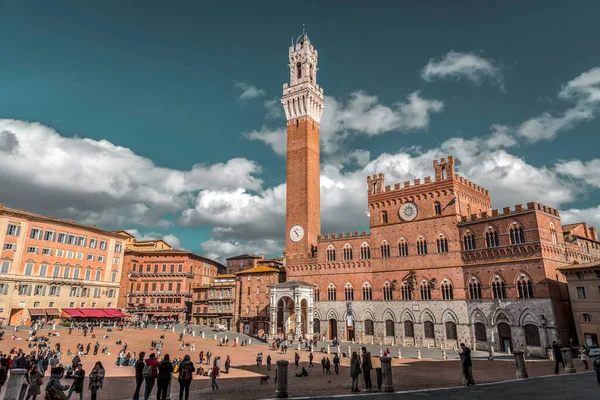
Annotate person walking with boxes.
[552,341,564,374]
[211,362,219,390]
[143,353,159,400]
[66,363,85,400]
[325,357,331,374]
[308,352,314,368]
[206,351,212,366]
[224,356,231,374]
[361,347,372,391]
[350,352,361,393]
[177,354,195,400]
[45,367,70,400]
[266,354,271,370]
[593,354,600,386]
[459,343,474,386]
[580,345,589,369]
[333,354,340,374]
[156,354,174,400]
[294,352,300,367]
[88,361,105,400]
[133,351,146,400]
[25,364,43,400]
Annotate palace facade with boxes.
[269,33,599,356]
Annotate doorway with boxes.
[328,318,338,340]
[346,325,355,342]
[497,323,513,352]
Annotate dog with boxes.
[259,375,270,384]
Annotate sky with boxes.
[0,1,599,260]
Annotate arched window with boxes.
[380,241,390,258]
[326,245,336,261]
[467,205,471,216]
[491,276,506,299]
[404,320,414,337]
[344,284,354,301]
[468,279,482,300]
[313,286,320,302]
[401,281,411,300]
[510,223,525,245]
[583,313,592,322]
[381,211,388,224]
[445,322,457,340]
[383,282,393,301]
[343,244,353,261]
[434,202,442,216]
[362,283,372,301]
[424,321,435,339]
[314,318,320,333]
[309,64,314,82]
[360,243,371,260]
[327,284,336,301]
[385,320,395,337]
[364,319,374,336]
[417,236,428,255]
[398,239,408,257]
[441,167,447,180]
[524,324,541,346]
[420,280,431,300]
[550,223,557,245]
[517,275,534,298]
[437,234,449,253]
[474,322,487,342]
[441,279,454,300]
[485,227,499,248]
[296,62,302,79]
[463,231,476,250]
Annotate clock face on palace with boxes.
[289,225,305,242]
[399,202,418,221]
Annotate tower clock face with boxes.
[399,202,418,221]
[289,225,305,242]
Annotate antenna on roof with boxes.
[302,24,306,36]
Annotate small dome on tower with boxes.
[296,33,309,46]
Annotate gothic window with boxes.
[474,323,487,342]
[383,282,393,301]
[364,319,374,336]
[362,283,373,301]
[313,286,320,302]
[583,313,592,322]
[327,284,336,301]
[401,281,411,300]
[326,245,336,261]
[468,279,482,300]
[517,275,534,299]
[296,62,302,79]
[467,205,471,216]
[404,320,414,337]
[314,318,320,333]
[437,234,449,253]
[509,223,525,245]
[434,201,442,216]
[485,227,499,248]
[344,284,354,301]
[343,244,353,261]
[385,320,395,337]
[445,322,457,340]
[524,324,541,346]
[398,239,408,257]
[381,211,388,224]
[309,64,314,82]
[360,243,371,260]
[441,167,447,180]
[463,231,476,250]
[441,279,454,300]
[491,276,506,299]
[417,236,428,255]
[550,223,558,245]
[420,280,431,300]
[381,241,390,258]
[424,321,435,339]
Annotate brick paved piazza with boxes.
[0,326,591,399]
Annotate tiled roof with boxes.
[233,265,281,275]
[557,261,600,271]
[562,223,583,233]
[226,254,263,260]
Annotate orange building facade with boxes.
[269,33,599,356]
[0,205,127,326]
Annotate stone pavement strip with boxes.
[282,371,598,400]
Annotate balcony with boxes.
[126,305,187,313]
[129,272,194,278]
[127,291,192,297]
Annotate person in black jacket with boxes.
[552,341,564,374]
[156,354,174,400]
[132,352,145,400]
[459,343,474,386]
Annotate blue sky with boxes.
[0,1,599,259]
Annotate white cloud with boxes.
[125,229,183,249]
[561,206,600,229]
[518,67,600,142]
[264,98,285,120]
[243,126,287,156]
[556,158,600,188]
[0,119,264,227]
[200,238,281,261]
[421,51,504,90]
[235,82,265,101]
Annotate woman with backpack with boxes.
[349,352,361,392]
[45,367,70,400]
[177,355,195,400]
[88,361,105,400]
[156,354,174,400]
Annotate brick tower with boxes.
[282,32,324,258]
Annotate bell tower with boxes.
[282,31,324,258]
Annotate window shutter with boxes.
[42,286,47,296]
[27,285,32,295]
[57,286,61,296]
[16,225,21,236]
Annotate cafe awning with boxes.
[79,309,109,318]
[102,309,127,318]
[62,308,85,318]
[29,309,46,317]
[45,308,61,316]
